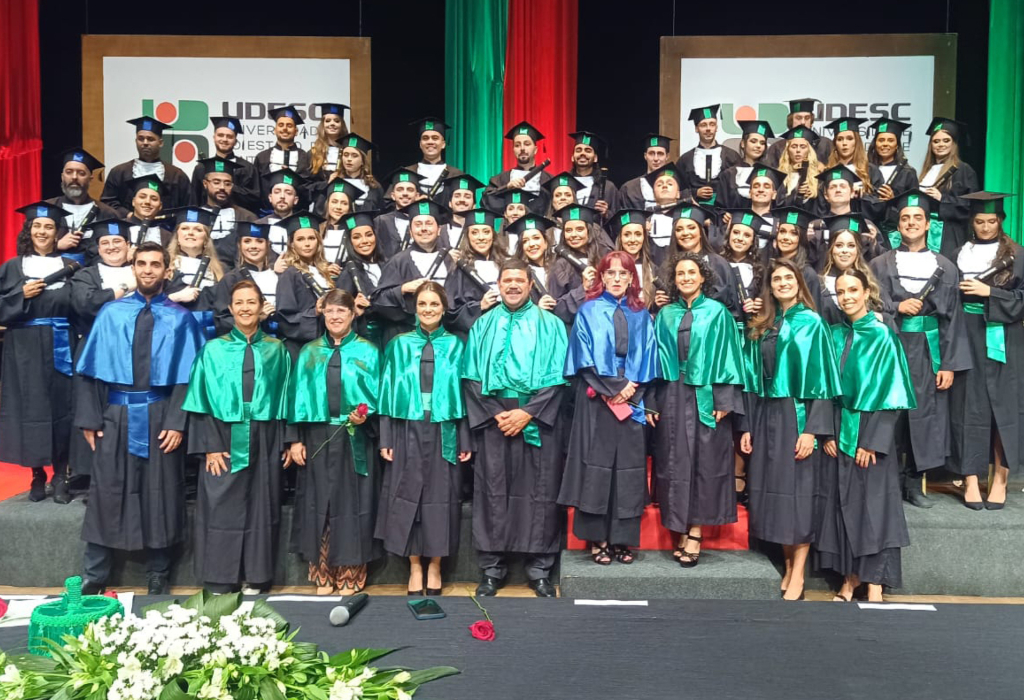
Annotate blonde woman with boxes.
[164,206,225,338]
[309,103,350,183]
[274,212,339,358]
[917,117,979,259]
[777,127,824,208]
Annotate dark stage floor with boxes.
[2,596,1022,699]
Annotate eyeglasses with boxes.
[602,270,632,279]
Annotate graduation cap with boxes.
[504,214,556,237]
[127,116,172,135]
[609,209,649,239]
[726,209,768,233]
[16,201,70,222]
[746,164,786,189]
[268,105,305,126]
[264,168,303,192]
[505,121,544,142]
[569,130,604,149]
[869,118,912,138]
[962,191,1014,218]
[667,202,715,228]
[555,204,601,225]
[442,173,485,195]
[462,208,502,230]
[780,126,821,144]
[385,167,426,188]
[198,156,239,178]
[279,212,325,239]
[501,188,537,208]
[824,213,871,236]
[542,172,586,195]
[738,120,775,139]
[339,211,378,232]
[128,175,164,196]
[314,103,349,118]
[164,206,216,228]
[893,188,939,217]
[816,164,861,187]
[84,218,132,239]
[644,133,673,151]
[323,178,367,202]
[236,221,271,240]
[341,132,375,154]
[412,117,450,136]
[644,163,684,189]
[210,116,244,134]
[688,105,720,124]
[823,117,868,136]
[787,98,819,115]
[401,199,451,224]
[925,117,966,142]
[772,206,815,231]
[60,148,103,172]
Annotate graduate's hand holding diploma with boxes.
[538,294,557,311]
[57,230,82,251]
[958,278,991,298]
[169,287,201,304]
[897,298,924,316]
[22,279,46,299]
[480,290,500,311]
[581,267,597,290]
[273,256,289,274]
[327,263,342,278]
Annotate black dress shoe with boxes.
[964,499,985,511]
[528,578,556,597]
[81,579,106,595]
[407,589,424,596]
[28,468,47,502]
[985,500,1006,511]
[425,588,442,596]
[475,575,505,597]
[904,489,934,509]
[147,572,170,595]
[52,473,71,505]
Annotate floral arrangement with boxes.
[0,591,457,700]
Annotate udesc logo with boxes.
[717,102,914,148]
[141,99,210,168]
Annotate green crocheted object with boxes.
[28,576,124,656]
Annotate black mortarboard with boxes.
[816,164,861,187]
[236,221,271,240]
[127,116,172,135]
[442,173,485,194]
[542,172,585,195]
[609,209,649,238]
[824,213,871,236]
[726,209,768,234]
[385,167,426,188]
[644,163,684,189]
[569,130,604,149]
[340,132,375,154]
[893,188,939,217]
[780,126,821,144]
[505,121,544,142]
[279,212,325,239]
[925,117,966,142]
[84,218,132,240]
[644,133,673,151]
[869,118,911,138]
[313,103,349,118]
[210,116,244,134]
[268,105,305,126]
[264,168,303,192]
[823,117,867,135]
[60,148,104,172]
[688,105,720,124]
[787,98,819,115]
[501,189,537,208]
[164,206,216,228]
[401,199,451,224]
[504,215,556,237]
[555,204,600,225]
[772,206,815,231]
[738,120,775,139]
[962,191,1014,218]
[412,117,450,135]
[323,178,367,202]
[16,201,70,222]
[746,164,786,189]
[198,157,238,178]
[668,202,715,228]
[339,211,378,232]
[129,175,164,196]
[462,208,502,229]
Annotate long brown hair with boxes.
[827,132,875,194]
[282,227,335,287]
[820,230,882,311]
[921,137,963,192]
[310,114,350,175]
[614,223,658,304]
[747,259,817,340]
[168,225,225,282]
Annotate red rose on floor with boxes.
[103,591,119,600]
[469,619,495,641]
[0,597,7,619]
[586,386,597,399]
[357,403,369,417]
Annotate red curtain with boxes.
[503,0,578,174]
[0,0,42,262]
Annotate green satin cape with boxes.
[743,303,841,401]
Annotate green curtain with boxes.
[444,0,508,184]
[986,0,1024,242]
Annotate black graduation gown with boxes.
[75,307,189,550]
[929,163,980,260]
[764,135,834,168]
[189,344,286,585]
[651,313,744,531]
[125,214,173,249]
[869,250,972,470]
[371,211,408,260]
[336,257,386,347]
[403,161,465,201]
[208,204,258,270]
[573,174,620,222]
[209,265,280,336]
[0,257,76,469]
[189,153,260,212]
[369,246,455,346]
[676,144,742,206]
[253,146,313,207]
[45,196,121,266]
[443,254,499,337]
[814,332,909,588]
[715,164,756,210]
[617,176,648,210]
[547,258,589,325]
[482,170,553,215]
[275,266,324,359]
[949,242,1024,476]
[746,330,835,545]
[465,379,565,554]
[288,349,382,567]
[558,311,650,547]
[862,162,919,229]
[375,344,470,558]
[101,160,191,216]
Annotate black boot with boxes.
[147,572,170,595]
[52,468,71,504]
[28,468,47,502]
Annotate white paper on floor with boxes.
[574,599,649,606]
[857,603,936,611]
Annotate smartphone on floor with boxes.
[408,598,446,620]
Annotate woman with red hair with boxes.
[559,251,659,565]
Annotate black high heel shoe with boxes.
[407,569,425,596]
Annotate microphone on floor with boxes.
[329,593,369,626]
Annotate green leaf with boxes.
[50,687,71,700]
[259,677,286,700]
[250,599,289,633]
[330,648,397,668]
[304,686,329,700]
[140,598,181,615]
[9,653,59,673]
[201,592,241,622]
[158,678,192,700]
[404,667,461,685]
[182,590,211,613]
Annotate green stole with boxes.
[900,315,941,374]
[831,313,917,457]
[288,331,381,475]
[654,295,744,428]
[378,325,466,464]
[887,214,945,253]
[963,302,1006,363]
[462,299,568,446]
[182,328,290,472]
[743,303,841,433]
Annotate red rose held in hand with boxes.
[469,619,496,641]
[586,386,597,399]
[0,597,7,619]
[357,403,369,417]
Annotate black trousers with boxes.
[83,542,172,584]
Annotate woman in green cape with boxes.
[741,259,841,601]
[376,282,472,595]
[287,289,382,595]
[818,269,915,602]
[183,280,291,593]
[650,252,746,568]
